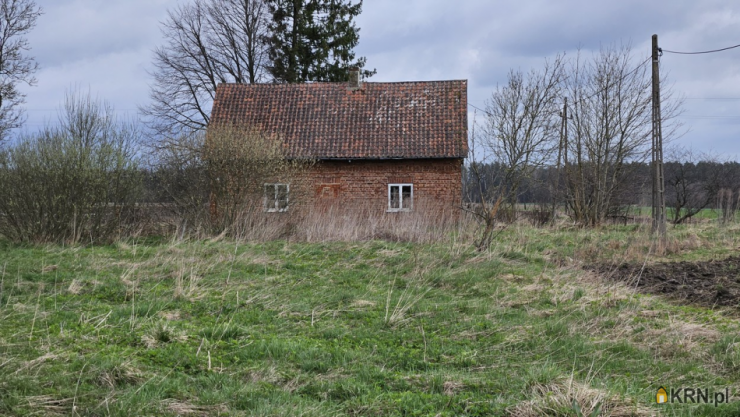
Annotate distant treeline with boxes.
[463,160,740,222]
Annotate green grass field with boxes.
[613,206,736,222]
[1,223,740,416]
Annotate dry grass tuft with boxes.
[159,310,182,321]
[115,241,132,251]
[670,321,720,343]
[351,299,376,308]
[162,399,228,416]
[15,352,60,374]
[207,229,228,244]
[26,395,72,416]
[98,361,145,388]
[384,276,432,328]
[12,302,31,312]
[508,378,653,417]
[140,334,158,349]
[638,310,659,318]
[665,232,702,254]
[174,267,205,301]
[377,248,403,257]
[443,380,465,396]
[552,270,722,356]
[142,323,186,348]
[67,279,84,295]
[641,320,721,358]
[243,366,284,385]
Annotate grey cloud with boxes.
[31,0,169,67]
[13,0,740,156]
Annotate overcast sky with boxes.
[22,0,740,158]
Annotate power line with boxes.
[682,116,740,118]
[662,43,740,55]
[467,102,487,115]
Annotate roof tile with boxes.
[209,80,468,159]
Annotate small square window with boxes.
[388,184,413,212]
[264,183,289,212]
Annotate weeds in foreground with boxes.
[383,276,431,328]
[0,223,739,415]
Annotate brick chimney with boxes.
[348,67,361,90]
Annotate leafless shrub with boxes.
[0,90,141,243]
[664,147,724,224]
[464,112,506,250]
[519,206,552,227]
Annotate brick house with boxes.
[208,71,467,217]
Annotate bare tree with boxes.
[562,44,682,226]
[664,147,723,225]
[480,55,566,220]
[0,0,42,142]
[142,0,268,135]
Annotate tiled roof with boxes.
[209,80,468,159]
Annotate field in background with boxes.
[1,222,740,416]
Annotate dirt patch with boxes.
[591,256,740,308]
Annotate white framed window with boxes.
[388,184,413,212]
[264,183,289,212]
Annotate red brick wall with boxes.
[302,158,463,215]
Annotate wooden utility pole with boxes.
[560,97,568,167]
[651,34,666,236]
[552,97,568,221]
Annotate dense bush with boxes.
[0,92,141,243]
[153,125,313,237]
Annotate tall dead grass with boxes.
[298,203,469,244]
[165,202,476,244]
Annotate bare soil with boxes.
[592,256,740,309]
